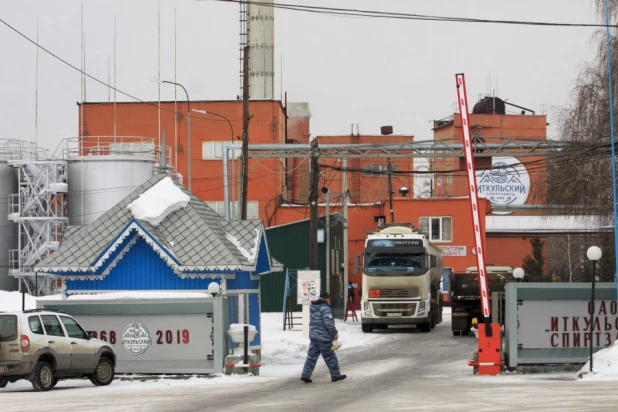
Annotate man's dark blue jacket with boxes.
[309,298,339,342]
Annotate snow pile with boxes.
[127,177,190,226]
[0,290,62,311]
[65,291,212,300]
[225,229,258,263]
[577,340,618,380]
[229,323,257,332]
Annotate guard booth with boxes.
[37,294,228,374]
[34,175,283,360]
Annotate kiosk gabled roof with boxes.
[36,174,277,273]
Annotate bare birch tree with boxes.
[545,2,618,280]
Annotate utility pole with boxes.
[387,158,395,222]
[323,186,330,294]
[241,45,250,220]
[309,139,320,270]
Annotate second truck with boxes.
[448,266,514,336]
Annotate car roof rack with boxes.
[22,309,65,314]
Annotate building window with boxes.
[436,176,442,186]
[446,175,453,184]
[363,164,397,177]
[419,216,452,242]
[205,201,258,219]
[202,142,240,160]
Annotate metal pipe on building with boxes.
[223,147,230,221]
[162,81,191,191]
[343,158,348,305]
[220,139,572,219]
[218,140,570,154]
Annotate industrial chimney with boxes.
[248,1,275,100]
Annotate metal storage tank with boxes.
[0,143,18,291]
[67,137,157,225]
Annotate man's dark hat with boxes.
[320,291,330,299]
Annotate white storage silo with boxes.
[67,138,157,226]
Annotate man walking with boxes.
[301,291,346,383]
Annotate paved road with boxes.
[3,320,618,411]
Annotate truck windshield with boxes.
[364,252,426,276]
[0,315,18,342]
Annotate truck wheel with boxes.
[0,378,7,388]
[361,324,374,333]
[461,330,470,336]
[90,358,115,387]
[31,361,54,392]
[452,331,461,336]
[419,323,431,333]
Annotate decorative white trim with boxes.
[101,236,139,278]
[61,278,68,299]
[93,222,179,271]
[40,264,251,276]
[178,272,237,280]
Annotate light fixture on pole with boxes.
[399,187,409,197]
[513,268,524,283]
[586,245,602,372]
[208,281,220,297]
[162,80,191,191]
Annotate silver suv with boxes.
[0,309,116,391]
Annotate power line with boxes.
[0,17,241,124]
[215,0,617,28]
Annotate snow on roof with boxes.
[486,215,612,233]
[225,229,259,263]
[127,176,190,226]
[65,291,213,300]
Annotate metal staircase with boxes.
[8,159,68,295]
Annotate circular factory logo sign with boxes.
[121,322,152,355]
[475,157,530,214]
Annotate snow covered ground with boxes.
[0,290,392,393]
[2,289,618,398]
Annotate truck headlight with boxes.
[363,301,371,314]
[418,301,425,313]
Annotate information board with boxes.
[517,300,618,349]
[297,270,321,305]
[75,314,214,373]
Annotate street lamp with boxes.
[192,109,236,216]
[586,245,602,372]
[162,80,191,191]
[513,268,525,282]
[192,109,234,143]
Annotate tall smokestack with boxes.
[248,0,274,100]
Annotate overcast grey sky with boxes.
[0,0,601,153]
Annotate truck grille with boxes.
[372,302,417,317]
[379,288,419,298]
